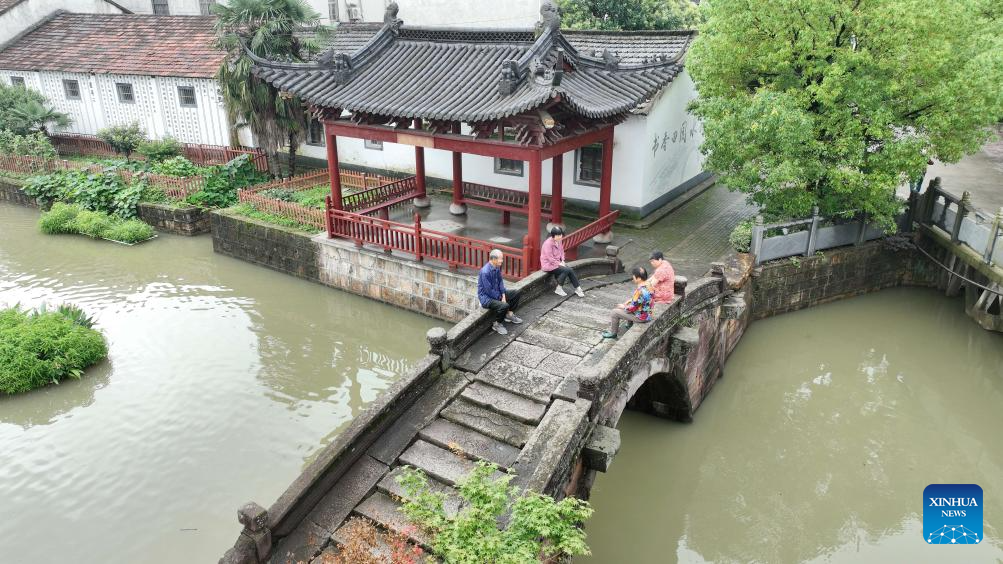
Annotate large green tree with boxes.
[559,0,703,30]
[689,0,1003,227]
[213,0,327,178]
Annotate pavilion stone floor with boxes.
[367,182,755,280]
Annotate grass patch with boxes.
[0,304,107,395]
[38,203,156,244]
[231,202,321,233]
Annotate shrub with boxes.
[0,305,107,395]
[22,172,71,206]
[259,188,296,201]
[97,122,146,160]
[148,155,207,177]
[137,137,182,162]
[186,154,268,208]
[0,83,46,133]
[138,181,169,203]
[71,209,114,237]
[397,460,592,562]
[291,186,329,209]
[102,219,155,244]
[0,129,56,158]
[38,202,80,234]
[729,219,753,253]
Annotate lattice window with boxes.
[328,0,339,22]
[364,139,383,150]
[177,86,197,108]
[116,82,135,103]
[10,76,25,87]
[575,144,602,186]
[151,0,170,15]
[307,119,325,146]
[494,158,523,176]
[63,79,81,100]
[199,0,216,15]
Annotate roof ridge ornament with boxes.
[536,0,560,36]
[384,1,403,34]
[601,49,620,71]
[498,60,520,95]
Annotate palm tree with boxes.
[212,0,327,178]
[11,100,71,136]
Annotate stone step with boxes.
[419,418,520,468]
[398,438,507,485]
[475,359,563,404]
[350,491,432,549]
[516,328,591,357]
[536,351,583,377]
[496,340,552,369]
[378,466,463,517]
[554,300,613,319]
[544,308,608,332]
[460,381,547,424]
[531,317,604,347]
[440,398,534,448]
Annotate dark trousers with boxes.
[547,266,580,288]
[484,290,521,322]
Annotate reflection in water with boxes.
[0,203,441,563]
[583,288,1003,564]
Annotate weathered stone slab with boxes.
[367,369,470,466]
[398,439,506,485]
[531,317,604,346]
[554,301,614,321]
[551,376,579,402]
[544,308,608,331]
[306,454,388,534]
[309,546,339,564]
[351,492,432,548]
[496,340,551,369]
[269,519,328,564]
[475,360,563,404]
[583,425,620,473]
[536,351,582,378]
[419,418,520,468]
[512,399,592,495]
[460,381,547,424]
[516,328,591,357]
[441,399,534,448]
[378,466,463,516]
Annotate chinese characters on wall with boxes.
[652,120,701,157]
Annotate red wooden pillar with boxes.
[449,122,466,215]
[594,128,614,243]
[527,154,543,271]
[325,128,343,211]
[413,118,430,208]
[549,153,564,229]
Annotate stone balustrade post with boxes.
[426,326,449,369]
[219,502,270,564]
[750,215,765,265]
[806,206,821,256]
[985,207,1003,265]
[951,191,971,244]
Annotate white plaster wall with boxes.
[0,0,125,44]
[394,0,538,27]
[640,69,706,205]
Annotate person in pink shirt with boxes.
[540,227,584,297]
[647,250,675,304]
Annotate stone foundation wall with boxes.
[136,202,210,236]
[0,178,36,207]
[750,238,939,319]
[211,210,320,281]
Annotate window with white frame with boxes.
[364,139,383,150]
[10,76,25,87]
[199,0,216,15]
[63,79,81,100]
[574,144,603,186]
[177,86,197,108]
[152,0,170,15]
[328,0,339,21]
[494,158,523,176]
[307,119,325,146]
[116,82,135,104]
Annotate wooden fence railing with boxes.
[48,133,267,171]
[0,155,92,175]
[460,182,553,223]
[239,190,327,230]
[244,169,400,196]
[343,176,418,215]
[564,211,620,259]
[327,202,529,279]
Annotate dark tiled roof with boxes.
[0,13,222,78]
[254,24,691,122]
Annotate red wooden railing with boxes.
[327,202,529,279]
[48,133,267,171]
[461,181,553,218]
[240,190,326,230]
[244,169,400,195]
[343,176,419,215]
[0,155,92,175]
[564,210,620,259]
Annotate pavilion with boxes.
[249,0,690,278]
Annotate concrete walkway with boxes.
[927,132,1003,216]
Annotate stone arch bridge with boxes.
[221,256,752,563]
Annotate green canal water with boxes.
[583,288,1003,563]
[0,203,439,563]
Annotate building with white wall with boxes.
[0,12,232,145]
[0,0,128,44]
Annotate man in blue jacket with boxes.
[478,249,523,335]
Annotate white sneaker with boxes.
[492,321,508,335]
[506,314,523,324]
[574,287,585,297]
[554,286,568,297]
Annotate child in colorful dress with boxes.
[602,266,652,339]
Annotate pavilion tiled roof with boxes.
[0,12,222,79]
[255,18,692,123]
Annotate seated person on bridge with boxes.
[478,249,523,335]
[602,266,653,340]
[541,227,585,298]
[647,251,676,303]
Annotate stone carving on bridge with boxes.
[219,502,271,564]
